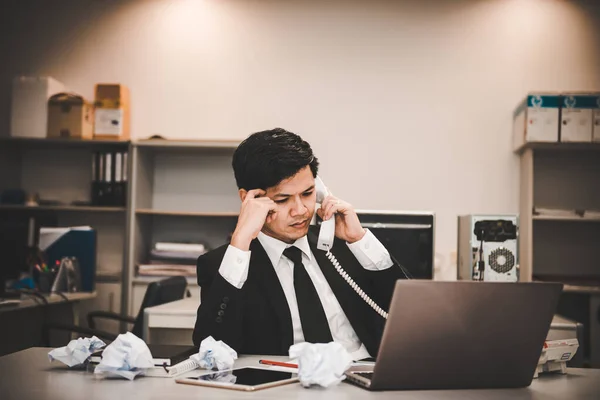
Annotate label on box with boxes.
[94,108,123,136]
[561,95,594,142]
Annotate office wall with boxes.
[2,0,600,279]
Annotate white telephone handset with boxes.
[314,176,336,251]
[312,176,389,320]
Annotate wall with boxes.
[2,0,600,279]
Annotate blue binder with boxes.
[40,227,96,292]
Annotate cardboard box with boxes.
[592,94,600,142]
[47,93,94,139]
[513,93,560,151]
[94,84,130,140]
[560,93,594,142]
[10,76,65,138]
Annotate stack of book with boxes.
[137,242,208,277]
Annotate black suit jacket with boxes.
[192,228,406,356]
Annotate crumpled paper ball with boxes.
[190,336,238,371]
[289,342,353,388]
[48,336,106,367]
[94,332,154,380]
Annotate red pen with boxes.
[259,359,298,368]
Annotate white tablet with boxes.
[176,367,299,392]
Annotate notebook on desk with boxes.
[90,344,197,367]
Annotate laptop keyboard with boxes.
[355,372,374,379]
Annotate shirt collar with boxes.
[257,231,312,267]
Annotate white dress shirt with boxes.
[218,229,393,360]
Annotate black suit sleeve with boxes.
[192,245,245,351]
[334,236,407,313]
[364,262,406,312]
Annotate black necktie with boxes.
[283,246,333,343]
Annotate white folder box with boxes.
[10,76,65,138]
[560,93,594,142]
[513,93,560,151]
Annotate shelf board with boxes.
[136,208,238,217]
[515,141,600,154]
[533,214,600,222]
[563,284,600,294]
[134,139,239,150]
[0,137,237,151]
[132,275,197,285]
[0,204,126,213]
[0,136,130,148]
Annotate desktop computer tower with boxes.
[457,214,519,282]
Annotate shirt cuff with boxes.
[218,245,251,289]
[346,229,393,271]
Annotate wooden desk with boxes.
[0,292,96,356]
[1,347,600,400]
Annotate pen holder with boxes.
[37,271,55,293]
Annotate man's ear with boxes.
[239,188,248,202]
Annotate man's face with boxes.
[262,165,316,244]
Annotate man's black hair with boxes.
[232,127,319,190]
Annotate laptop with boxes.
[345,280,563,391]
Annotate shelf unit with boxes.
[517,141,600,367]
[0,137,131,333]
[126,139,240,315]
[0,136,242,331]
[517,142,600,281]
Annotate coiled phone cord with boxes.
[325,251,389,320]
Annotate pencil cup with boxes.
[37,271,55,293]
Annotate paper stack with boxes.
[137,242,208,277]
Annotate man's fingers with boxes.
[323,197,347,220]
[264,198,277,212]
[316,208,324,219]
[253,197,276,207]
[320,199,335,220]
[245,189,267,200]
[327,202,339,220]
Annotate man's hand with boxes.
[316,195,366,243]
[230,189,277,251]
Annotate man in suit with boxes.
[193,128,406,359]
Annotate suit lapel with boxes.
[307,231,377,351]
[249,239,294,352]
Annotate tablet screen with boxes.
[189,368,295,386]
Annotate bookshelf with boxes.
[0,137,131,333]
[517,142,600,281]
[126,139,240,315]
[0,136,242,330]
[517,141,600,367]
